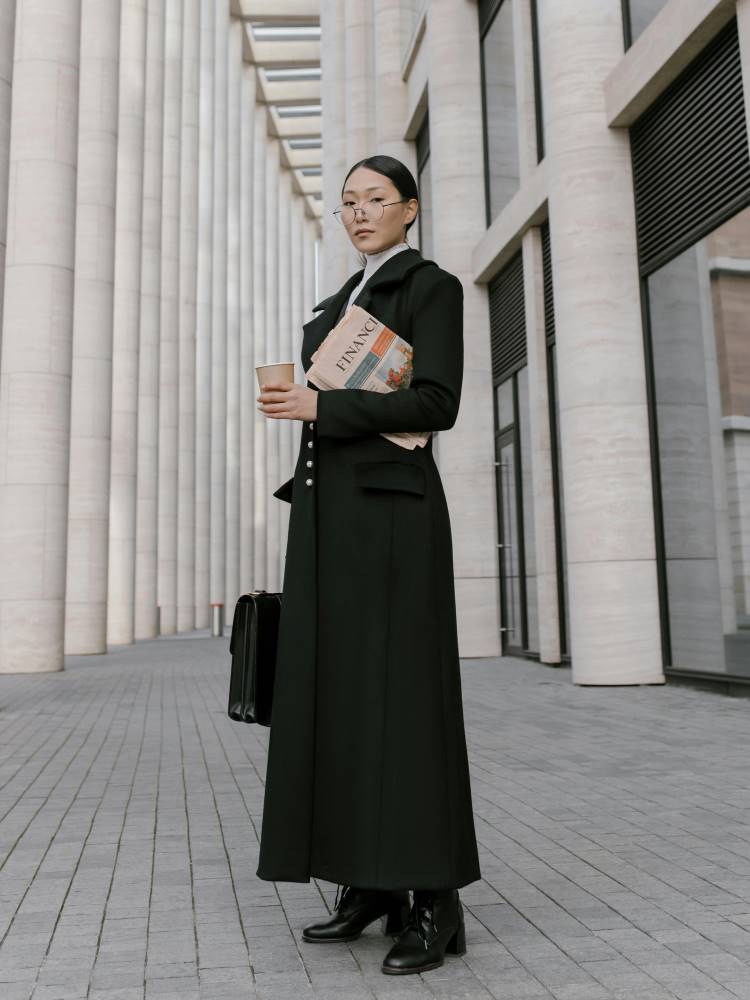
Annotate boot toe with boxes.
[302,924,361,943]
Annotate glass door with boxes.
[496,428,525,652]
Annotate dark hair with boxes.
[341,155,419,267]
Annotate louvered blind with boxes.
[541,221,555,345]
[489,249,525,384]
[631,17,750,276]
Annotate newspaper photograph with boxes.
[307,305,431,450]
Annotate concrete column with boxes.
[741,1,750,114]
[134,0,165,639]
[252,110,267,587]
[522,228,561,663]
[176,0,200,632]
[65,0,121,654]
[239,59,256,592]
[735,0,750,622]
[426,0,501,658]
[264,144,280,592]
[344,0,374,164]
[0,0,16,340]
[108,0,148,647]
[0,0,81,673]
[280,186,304,572]
[276,166,292,585]
[194,0,214,630]
[156,0,182,636]
[373,0,414,168]
[320,0,351,292]
[538,0,664,684]
[515,0,560,662]
[304,217,316,328]
[210,0,228,619]
[225,17,241,607]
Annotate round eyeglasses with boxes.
[332,198,408,227]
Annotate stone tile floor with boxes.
[0,632,749,999]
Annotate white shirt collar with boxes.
[361,241,411,281]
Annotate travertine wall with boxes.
[0,0,320,671]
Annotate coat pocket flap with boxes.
[354,460,425,496]
[272,475,294,504]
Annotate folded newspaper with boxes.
[307,305,431,450]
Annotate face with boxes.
[340,166,418,254]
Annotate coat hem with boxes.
[257,863,482,892]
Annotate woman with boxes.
[255,154,481,976]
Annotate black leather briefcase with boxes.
[227,590,281,727]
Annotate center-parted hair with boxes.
[341,155,420,266]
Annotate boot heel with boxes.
[446,922,466,955]
[380,899,410,935]
[445,903,466,955]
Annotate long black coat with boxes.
[255,247,481,891]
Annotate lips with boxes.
[355,229,374,236]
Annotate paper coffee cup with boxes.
[256,362,295,390]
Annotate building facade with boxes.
[0,0,747,688]
[0,0,322,671]
[319,0,750,687]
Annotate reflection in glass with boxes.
[625,0,669,45]
[549,345,570,656]
[646,207,750,675]
[498,437,522,648]
[494,369,540,656]
[496,379,514,430]
[481,0,520,222]
[517,367,539,653]
[417,153,432,260]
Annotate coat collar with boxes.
[309,247,433,321]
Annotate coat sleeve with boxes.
[314,273,464,439]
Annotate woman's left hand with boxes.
[257,381,318,422]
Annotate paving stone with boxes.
[2,639,750,999]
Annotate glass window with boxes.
[417,152,433,260]
[548,343,570,658]
[624,0,670,47]
[481,0,520,224]
[496,379,514,430]
[645,206,750,677]
[516,366,539,654]
[494,368,540,657]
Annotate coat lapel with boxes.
[301,248,434,365]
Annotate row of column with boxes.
[319,0,667,681]
[0,0,317,672]
[320,0,504,658]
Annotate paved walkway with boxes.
[0,634,749,1000]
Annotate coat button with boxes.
[307,441,313,449]
[305,478,313,486]
[308,421,314,429]
[306,459,313,468]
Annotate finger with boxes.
[260,380,293,391]
[258,391,288,403]
[258,408,293,419]
[259,401,293,414]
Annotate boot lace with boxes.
[406,892,438,950]
[333,883,348,911]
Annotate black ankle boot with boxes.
[381,888,466,974]
[302,884,411,943]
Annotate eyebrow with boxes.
[342,185,387,195]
